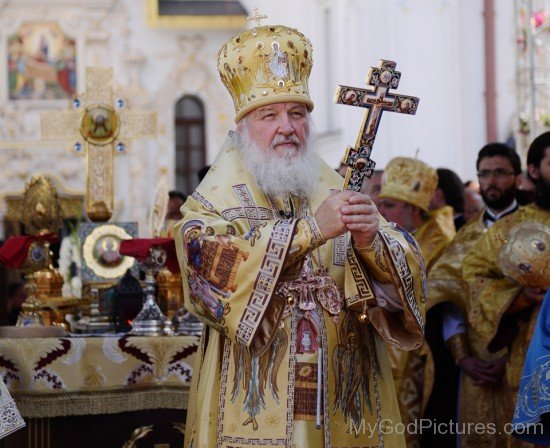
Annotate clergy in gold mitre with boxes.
[427,143,522,448]
[463,132,550,448]
[173,18,427,448]
[377,157,456,447]
[378,157,456,270]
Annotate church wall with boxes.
[494,1,519,152]
[0,0,523,238]
[243,0,518,182]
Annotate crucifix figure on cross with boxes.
[41,67,157,222]
[334,60,419,192]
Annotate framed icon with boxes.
[80,222,138,282]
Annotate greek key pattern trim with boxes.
[332,234,347,267]
[225,184,273,228]
[316,303,331,448]
[303,215,327,250]
[346,246,376,307]
[217,337,232,447]
[380,230,424,329]
[285,312,298,447]
[368,328,384,448]
[191,191,216,213]
[236,220,296,347]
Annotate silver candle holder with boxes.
[130,246,174,336]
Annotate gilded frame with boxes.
[80,222,138,283]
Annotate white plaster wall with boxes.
[0,0,521,236]
[242,0,517,182]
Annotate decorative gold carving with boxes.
[86,143,114,222]
[34,267,64,299]
[22,176,63,236]
[5,175,84,223]
[41,67,157,222]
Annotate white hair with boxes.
[236,115,320,199]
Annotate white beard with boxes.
[236,121,320,199]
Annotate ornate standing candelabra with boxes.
[129,245,174,336]
[17,241,51,326]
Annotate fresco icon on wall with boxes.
[8,22,76,100]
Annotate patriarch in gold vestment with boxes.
[174,22,427,448]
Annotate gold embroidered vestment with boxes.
[174,134,426,448]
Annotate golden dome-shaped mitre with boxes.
[217,24,314,122]
[379,157,438,212]
[499,221,550,289]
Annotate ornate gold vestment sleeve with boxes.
[427,213,485,313]
[351,223,426,351]
[174,195,297,356]
[414,205,456,268]
[353,233,392,284]
[282,215,326,271]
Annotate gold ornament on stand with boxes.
[17,176,64,326]
[41,67,157,222]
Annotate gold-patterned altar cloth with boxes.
[0,335,198,418]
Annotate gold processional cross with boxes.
[41,67,157,222]
[335,60,419,191]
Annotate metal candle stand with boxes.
[130,246,174,336]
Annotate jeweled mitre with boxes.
[217,24,314,122]
[499,221,550,288]
[379,157,438,212]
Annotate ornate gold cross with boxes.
[335,60,419,191]
[41,67,157,222]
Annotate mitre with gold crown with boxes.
[499,222,550,289]
[217,19,314,122]
[378,157,438,212]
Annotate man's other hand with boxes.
[341,193,379,247]
[459,357,500,387]
[314,192,379,244]
[314,190,356,240]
